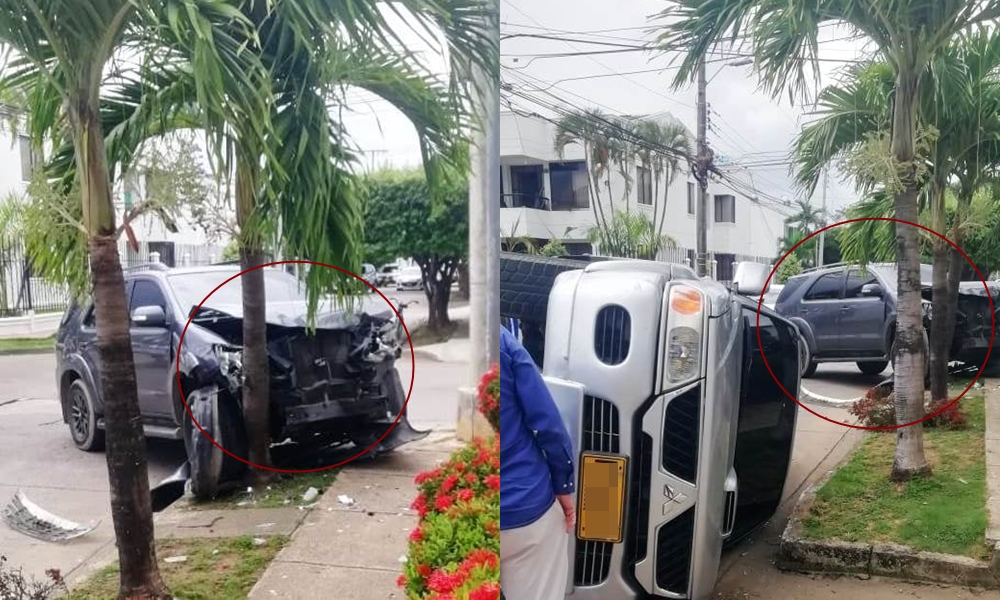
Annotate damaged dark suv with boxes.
[55,263,426,498]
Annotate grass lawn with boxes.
[192,470,338,510]
[65,536,287,600]
[803,394,988,559]
[0,334,55,353]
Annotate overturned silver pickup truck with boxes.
[501,253,804,600]
[56,264,426,500]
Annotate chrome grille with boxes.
[655,507,695,595]
[594,305,631,365]
[583,395,620,453]
[662,386,701,483]
[574,396,619,587]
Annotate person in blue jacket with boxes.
[499,326,575,600]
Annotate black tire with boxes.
[802,361,818,378]
[67,379,105,452]
[183,388,248,500]
[857,361,889,376]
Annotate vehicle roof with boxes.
[125,264,287,279]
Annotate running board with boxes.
[94,418,181,440]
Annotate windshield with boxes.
[868,264,934,293]
[168,268,306,310]
[401,267,421,277]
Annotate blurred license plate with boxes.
[576,453,627,543]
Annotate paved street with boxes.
[802,362,891,403]
[0,342,465,584]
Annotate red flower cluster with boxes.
[477,363,499,432]
[400,371,500,599]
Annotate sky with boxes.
[499,0,879,218]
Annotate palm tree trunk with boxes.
[235,158,273,482]
[74,100,168,598]
[929,184,950,402]
[889,70,930,481]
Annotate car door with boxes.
[728,306,798,544]
[840,267,887,355]
[128,278,173,418]
[798,270,845,355]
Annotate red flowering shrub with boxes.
[850,385,969,430]
[849,385,895,428]
[401,375,500,599]
[925,398,968,430]
[477,364,499,431]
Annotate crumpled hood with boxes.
[957,280,1000,300]
[197,296,399,330]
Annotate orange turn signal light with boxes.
[671,287,702,315]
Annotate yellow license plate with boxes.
[577,453,627,543]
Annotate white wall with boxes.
[500,113,786,260]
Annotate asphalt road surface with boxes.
[0,341,464,584]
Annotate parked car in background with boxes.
[361,263,377,292]
[501,253,803,600]
[775,262,1000,377]
[376,263,400,287]
[395,265,423,292]
[55,263,426,499]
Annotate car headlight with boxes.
[666,285,704,383]
[214,345,243,387]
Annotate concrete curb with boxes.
[778,435,1000,589]
[0,346,55,357]
[799,385,861,408]
[986,385,1000,548]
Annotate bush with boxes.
[849,386,969,430]
[477,364,499,431]
[776,254,803,284]
[399,367,500,600]
[849,385,895,428]
[0,555,66,600]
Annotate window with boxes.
[844,269,878,299]
[637,165,653,206]
[549,161,589,210]
[129,280,168,313]
[18,136,37,182]
[509,164,545,209]
[687,182,696,214]
[714,194,736,223]
[803,272,844,301]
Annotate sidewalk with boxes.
[247,431,461,600]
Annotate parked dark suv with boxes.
[775,262,999,377]
[55,263,426,498]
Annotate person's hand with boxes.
[556,494,575,533]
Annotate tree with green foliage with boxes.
[0,2,268,596]
[654,0,1000,482]
[586,210,675,260]
[776,254,803,284]
[364,171,468,334]
[795,30,1000,403]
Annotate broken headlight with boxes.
[214,345,244,391]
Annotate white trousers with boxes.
[500,500,569,600]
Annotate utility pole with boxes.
[467,4,498,378]
[694,59,713,278]
[817,167,828,267]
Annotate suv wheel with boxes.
[802,361,818,378]
[857,361,888,376]
[68,379,105,452]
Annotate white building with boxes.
[500,111,787,280]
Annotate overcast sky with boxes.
[500,0,881,217]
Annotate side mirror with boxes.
[131,305,167,328]
[732,262,771,297]
[861,283,884,298]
